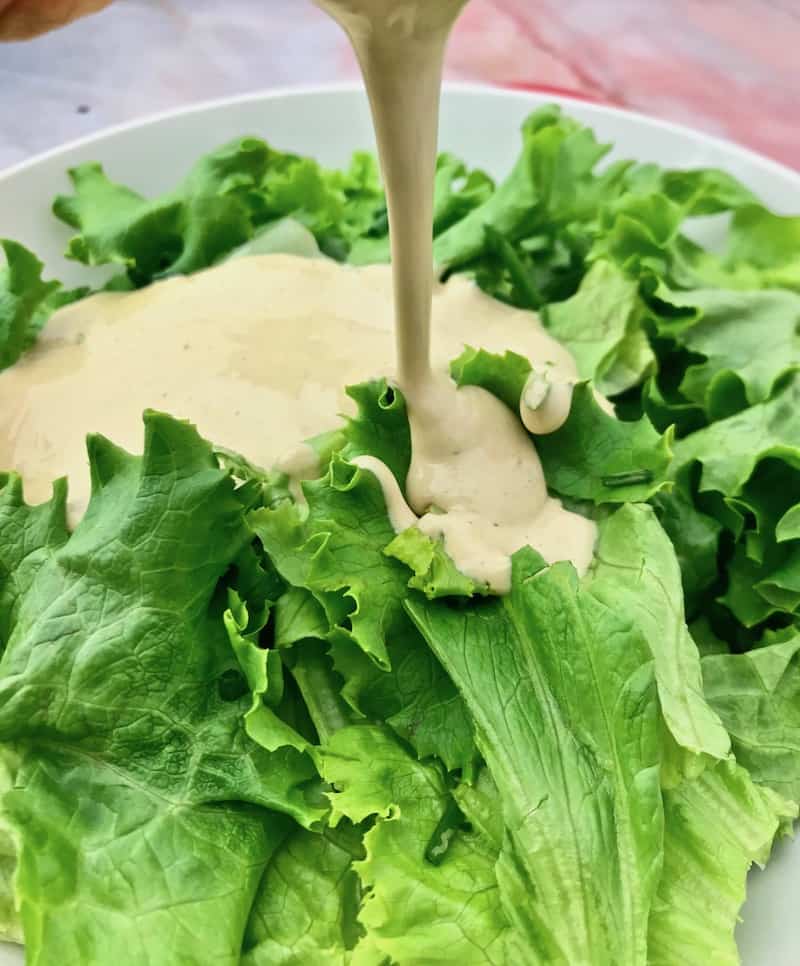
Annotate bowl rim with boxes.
[2,80,799,187]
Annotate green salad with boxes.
[1,104,799,965]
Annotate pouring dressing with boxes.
[315,0,594,590]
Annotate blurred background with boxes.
[1,0,797,170]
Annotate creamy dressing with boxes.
[314,0,596,587]
[351,455,417,532]
[398,372,592,591]
[0,0,599,589]
[0,257,577,527]
[520,366,574,435]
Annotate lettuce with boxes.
[1,408,795,963]
[349,151,493,266]
[2,103,800,963]
[409,546,664,965]
[242,822,366,965]
[250,447,475,773]
[0,415,323,962]
[322,726,514,964]
[52,139,383,286]
[648,761,794,966]
[0,240,85,373]
[668,376,800,629]
[409,519,791,964]
[250,457,407,671]
[591,506,730,766]
[726,205,800,290]
[654,285,800,419]
[544,259,653,396]
[0,473,68,655]
[0,750,19,943]
[703,636,800,802]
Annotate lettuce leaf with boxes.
[0,749,19,943]
[0,473,68,656]
[543,259,653,395]
[251,452,475,772]
[434,105,611,271]
[671,375,800,499]
[651,468,724,617]
[726,204,800,290]
[7,751,290,966]
[430,107,629,312]
[224,589,317,758]
[322,725,517,964]
[535,383,672,504]
[0,241,83,373]
[384,526,479,599]
[449,346,534,411]
[409,546,663,966]
[250,457,409,670]
[703,637,800,803]
[348,151,493,266]
[431,154,495,236]
[242,822,368,965]
[648,761,795,966]
[0,414,323,965]
[54,142,267,281]
[659,168,759,215]
[667,377,800,628]
[655,286,800,418]
[409,529,791,965]
[328,620,475,774]
[591,505,730,766]
[53,139,383,287]
[338,379,411,488]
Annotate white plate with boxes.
[1,84,799,966]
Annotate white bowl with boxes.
[1,84,799,966]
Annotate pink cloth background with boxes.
[446,0,799,169]
[0,0,797,170]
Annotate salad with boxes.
[1,104,799,965]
